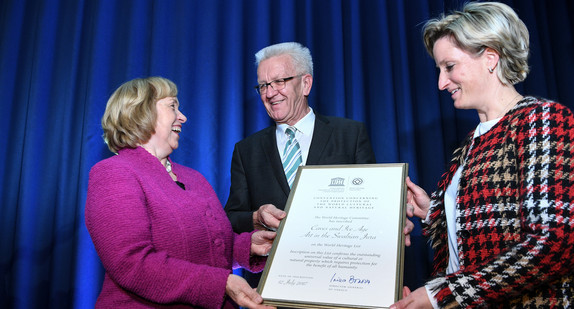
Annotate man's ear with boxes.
[302,74,313,96]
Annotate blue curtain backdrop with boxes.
[1,0,573,307]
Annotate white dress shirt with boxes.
[276,108,315,165]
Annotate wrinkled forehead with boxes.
[157,96,180,107]
[257,55,295,81]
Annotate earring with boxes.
[488,67,494,73]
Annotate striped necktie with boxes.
[282,127,302,188]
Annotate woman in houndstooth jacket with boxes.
[393,2,574,308]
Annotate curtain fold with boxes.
[1,0,573,307]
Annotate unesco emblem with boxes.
[329,177,345,186]
[352,178,363,185]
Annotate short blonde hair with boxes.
[423,2,530,85]
[101,77,178,153]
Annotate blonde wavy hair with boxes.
[101,77,178,153]
[423,2,530,85]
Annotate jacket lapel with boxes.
[261,127,291,195]
[306,115,332,165]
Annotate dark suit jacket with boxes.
[225,114,376,233]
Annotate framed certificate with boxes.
[257,164,408,309]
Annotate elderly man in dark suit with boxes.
[224,42,376,287]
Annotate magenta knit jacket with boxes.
[85,146,266,308]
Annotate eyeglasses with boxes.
[254,75,302,95]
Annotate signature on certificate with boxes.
[330,273,371,285]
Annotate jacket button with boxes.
[459,178,467,188]
[460,230,470,239]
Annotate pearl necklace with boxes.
[165,159,184,189]
[165,160,172,173]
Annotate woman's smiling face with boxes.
[143,96,187,158]
[433,36,491,112]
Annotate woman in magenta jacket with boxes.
[85,77,276,309]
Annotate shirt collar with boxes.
[277,107,315,135]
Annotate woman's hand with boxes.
[225,274,276,309]
[403,177,431,247]
[406,177,431,220]
[251,230,276,256]
[389,286,433,309]
[404,218,415,247]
